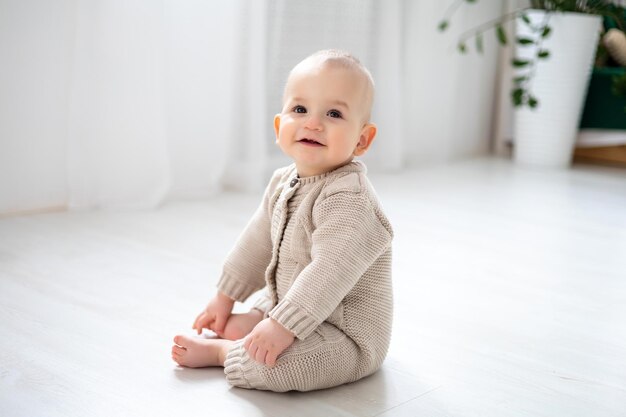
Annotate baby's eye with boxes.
[327,109,343,119]
[293,105,307,114]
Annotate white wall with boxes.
[0,0,75,214]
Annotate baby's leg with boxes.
[223,323,371,392]
[172,335,233,368]
[220,308,264,341]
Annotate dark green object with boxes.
[580,68,626,129]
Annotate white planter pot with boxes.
[513,10,601,168]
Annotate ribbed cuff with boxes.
[223,340,266,389]
[252,296,273,315]
[216,271,260,302]
[268,299,318,340]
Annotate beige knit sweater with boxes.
[216,161,393,392]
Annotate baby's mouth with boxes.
[298,138,324,146]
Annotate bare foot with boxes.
[172,335,234,368]
[220,309,264,341]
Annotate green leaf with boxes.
[512,88,524,106]
[476,32,483,54]
[528,96,539,108]
[522,14,531,25]
[512,58,530,67]
[541,26,552,38]
[517,37,534,45]
[513,75,528,84]
[458,42,467,53]
[496,25,507,45]
[438,20,449,31]
[537,50,550,59]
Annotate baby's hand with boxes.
[192,292,235,336]
[243,318,295,367]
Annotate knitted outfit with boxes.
[217,161,393,392]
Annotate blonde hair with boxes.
[286,49,375,122]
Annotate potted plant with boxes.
[441,0,626,168]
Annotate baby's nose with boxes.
[303,115,323,130]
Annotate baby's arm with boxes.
[192,291,235,335]
[215,168,287,302]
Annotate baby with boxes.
[172,50,393,392]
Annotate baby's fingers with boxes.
[246,341,260,363]
[192,312,205,328]
[193,314,213,334]
[213,314,227,335]
[254,346,268,365]
[243,334,252,351]
[266,351,278,368]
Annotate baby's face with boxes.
[274,63,374,177]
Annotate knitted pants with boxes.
[223,322,366,392]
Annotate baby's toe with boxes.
[172,346,186,366]
[172,345,186,356]
[173,334,192,347]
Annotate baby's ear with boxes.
[353,123,377,156]
[273,114,281,141]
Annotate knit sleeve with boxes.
[268,190,392,340]
[216,169,284,302]
[251,289,273,314]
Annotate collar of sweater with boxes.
[294,160,366,186]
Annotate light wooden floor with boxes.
[1,157,625,417]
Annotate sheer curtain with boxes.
[67,0,239,209]
[68,0,409,209]
[0,0,502,213]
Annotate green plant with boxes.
[439,0,626,109]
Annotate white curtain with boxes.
[0,0,502,213]
[67,0,239,209]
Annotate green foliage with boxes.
[439,0,626,109]
[496,25,507,45]
[511,16,554,108]
[511,88,524,106]
[475,32,484,53]
[512,59,530,68]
